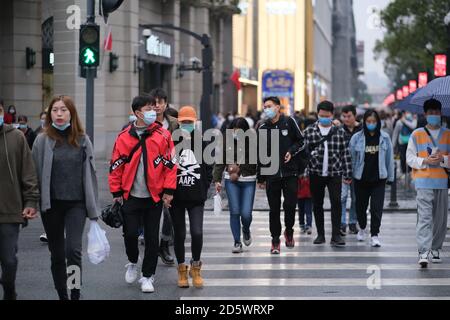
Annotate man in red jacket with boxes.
[109,95,177,294]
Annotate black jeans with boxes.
[354,180,386,237]
[310,175,342,237]
[170,203,204,264]
[122,196,162,277]
[0,224,20,292]
[266,176,298,241]
[41,201,87,293]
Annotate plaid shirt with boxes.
[304,122,352,179]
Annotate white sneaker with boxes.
[371,236,381,248]
[232,242,243,254]
[357,229,367,242]
[125,263,138,284]
[418,252,430,268]
[139,276,155,293]
[431,250,442,264]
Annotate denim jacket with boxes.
[349,130,395,183]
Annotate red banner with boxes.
[418,72,428,88]
[402,86,410,98]
[409,80,417,93]
[434,54,447,77]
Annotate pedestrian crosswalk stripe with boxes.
[199,252,438,258]
[185,242,450,248]
[200,263,450,271]
[181,297,450,301]
[193,278,450,286]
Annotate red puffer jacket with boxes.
[109,123,177,202]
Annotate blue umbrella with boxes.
[394,88,423,114]
[410,76,450,116]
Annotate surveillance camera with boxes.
[190,57,201,64]
[142,29,152,38]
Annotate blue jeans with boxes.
[298,198,312,228]
[225,180,256,244]
[341,181,357,225]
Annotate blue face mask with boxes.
[52,122,71,131]
[180,123,195,133]
[142,110,157,125]
[19,124,27,130]
[318,117,333,126]
[264,108,277,120]
[0,116,3,126]
[426,115,441,127]
[366,123,378,132]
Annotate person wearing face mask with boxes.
[149,88,178,266]
[393,111,417,175]
[169,106,212,289]
[32,95,99,300]
[213,117,257,254]
[221,112,236,133]
[35,111,47,136]
[0,100,40,300]
[257,97,305,254]
[17,115,36,150]
[349,110,394,248]
[303,101,352,247]
[407,99,450,268]
[109,95,177,293]
[6,105,17,124]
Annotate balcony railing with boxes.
[179,0,241,16]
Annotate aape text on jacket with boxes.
[109,122,177,202]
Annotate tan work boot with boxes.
[190,261,204,288]
[177,264,189,288]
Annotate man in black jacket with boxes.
[257,97,305,254]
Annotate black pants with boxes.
[0,224,20,292]
[122,196,162,277]
[42,201,87,293]
[354,180,386,237]
[266,176,298,241]
[170,203,204,264]
[399,144,409,174]
[310,175,342,237]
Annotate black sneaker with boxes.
[340,224,347,237]
[331,235,346,247]
[313,235,326,244]
[348,224,358,234]
[284,230,295,248]
[305,226,313,235]
[243,231,252,247]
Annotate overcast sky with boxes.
[353,0,392,91]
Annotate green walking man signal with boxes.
[79,24,100,67]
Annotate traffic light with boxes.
[100,0,125,23]
[109,52,119,73]
[79,24,100,67]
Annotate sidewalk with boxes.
[96,160,424,213]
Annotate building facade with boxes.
[312,0,333,110]
[331,0,358,106]
[233,0,314,116]
[0,0,238,158]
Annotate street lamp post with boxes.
[85,0,96,144]
[445,12,450,76]
[140,24,213,131]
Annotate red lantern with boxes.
[396,89,403,100]
[418,72,428,88]
[409,80,417,93]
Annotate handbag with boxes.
[101,201,124,228]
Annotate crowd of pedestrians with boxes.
[0,91,448,300]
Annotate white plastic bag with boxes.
[213,193,222,216]
[87,221,110,265]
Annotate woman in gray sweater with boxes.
[32,95,99,300]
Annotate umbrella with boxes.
[410,76,450,116]
[393,88,423,114]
